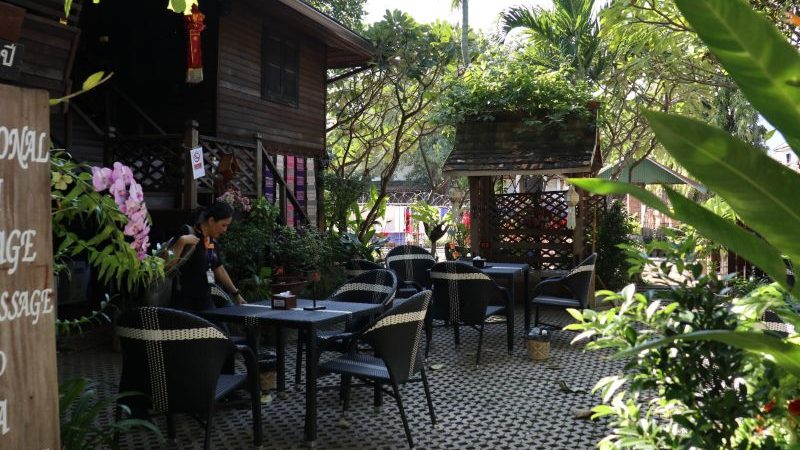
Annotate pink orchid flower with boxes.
[113,162,135,185]
[91,166,113,192]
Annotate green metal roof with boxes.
[598,158,706,192]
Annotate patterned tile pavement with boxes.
[57,307,624,449]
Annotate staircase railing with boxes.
[110,121,310,226]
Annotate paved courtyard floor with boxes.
[58,307,623,449]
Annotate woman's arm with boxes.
[170,234,199,258]
[213,265,246,304]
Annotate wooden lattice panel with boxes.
[492,191,575,270]
[107,134,185,192]
[198,136,259,196]
[580,194,606,255]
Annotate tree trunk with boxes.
[461,0,470,67]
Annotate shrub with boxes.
[568,236,779,449]
[595,200,635,290]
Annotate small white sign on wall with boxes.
[189,146,205,179]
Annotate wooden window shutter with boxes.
[261,30,298,106]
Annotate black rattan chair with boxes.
[386,245,435,297]
[526,253,597,331]
[115,307,262,450]
[344,258,384,278]
[295,269,398,384]
[429,262,514,365]
[319,291,435,448]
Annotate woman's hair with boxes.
[193,201,233,225]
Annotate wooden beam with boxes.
[183,120,199,211]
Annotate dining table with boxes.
[480,262,530,333]
[200,299,383,444]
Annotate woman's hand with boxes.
[235,293,247,305]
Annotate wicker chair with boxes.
[344,259,384,278]
[115,307,262,450]
[386,245,436,297]
[429,262,514,365]
[319,291,435,448]
[295,269,398,384]
[526,253,597,332]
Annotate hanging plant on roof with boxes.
[433,49,594,125]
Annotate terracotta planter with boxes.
[269,276,308,296]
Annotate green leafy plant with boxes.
[56,295,113,336]
[272,225,331,275]
[434,51,593,124]
[237,266,273,301]
[410,200,451,256]
[570,0,800,445]
[59,377,161,450]
[595,200,635,290]
[218,196,279,282]
[51,153,164,292]
[568,236,779,449]
[323,174,368,234]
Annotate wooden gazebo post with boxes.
[469,176,494,260]
[182,120,199,210]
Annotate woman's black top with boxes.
[171,226,223,312]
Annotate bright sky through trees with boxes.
[365,0,551,33]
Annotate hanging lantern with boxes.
[565,185,580,230]
[184,4,205,84]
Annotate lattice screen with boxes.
[197,136,259,196]
[490,190,605,270]
[107,134,185,193]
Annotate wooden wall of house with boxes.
[216,0,325,156]
[3,0,81,96]
[70,0,219,137]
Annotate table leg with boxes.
[524,268,530,334]
[507,274,516,331]
[508,274,516,349]
[304,325,319,443]
[276,326,286,392]
[246,325,261,356]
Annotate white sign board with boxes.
[190,146,205,179]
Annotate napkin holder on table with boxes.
[271,291,296,310]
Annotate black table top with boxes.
[481,262,530,275]
[200,299,382,328]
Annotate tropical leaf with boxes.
[674,0,800,154]
[644,110,800,274]
[63,0,73,18]
[664,188,792,293]
[615,330,800,378]
[81,71,106,91]
[572,178,794,293]
[568,179,670,215]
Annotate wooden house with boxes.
[442,110,604,272]
[2,0,374,238]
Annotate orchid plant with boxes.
[91,162,150,260]
[51,153,163,292]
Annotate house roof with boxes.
[274,0,375,68]
[598,157,707,192]
[442,114,601,177]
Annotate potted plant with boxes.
[270,225,330,296]
[217,196,280,299]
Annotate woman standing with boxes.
[170,201,246,311]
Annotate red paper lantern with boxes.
[184,4,205,83]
